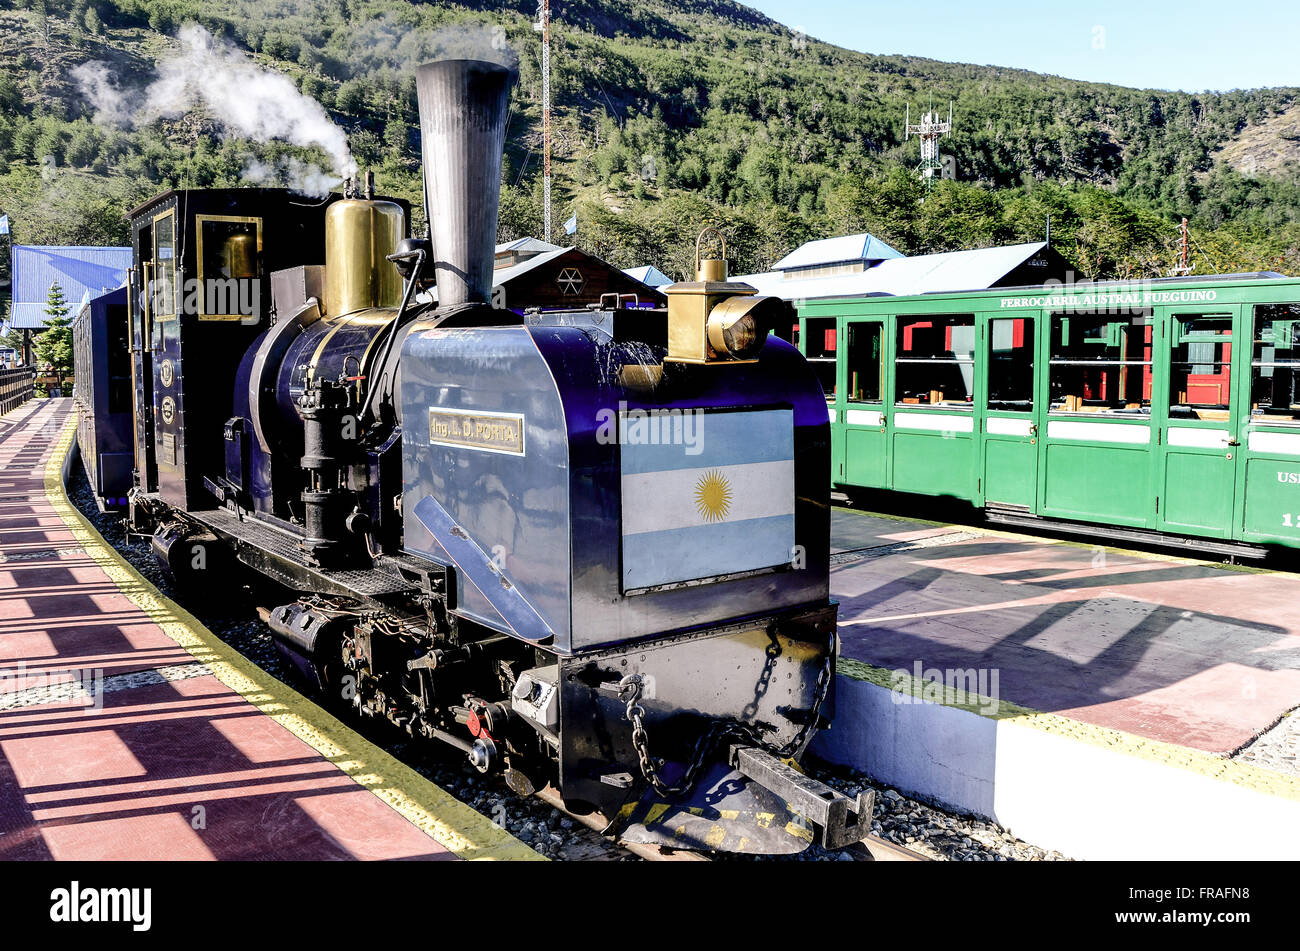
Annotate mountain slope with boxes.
[2,0,1299,294]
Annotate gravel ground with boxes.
[1232,708,1300,776]
[69,457,1067,861]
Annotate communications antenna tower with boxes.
[1170,217,1192,276]
[905,99,953,193]
[535,0,553,242]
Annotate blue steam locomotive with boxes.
[82,58,865,855]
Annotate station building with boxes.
[4,244,132,362]
[452,239,667,312]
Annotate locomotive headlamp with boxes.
[706,293,786,361]
[665,227,780,364]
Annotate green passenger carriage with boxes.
[795,272,1300,553]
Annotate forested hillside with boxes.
[2,0,1299,300]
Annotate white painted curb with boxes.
[813,674,1300,860]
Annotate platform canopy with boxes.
[6,244,132,332]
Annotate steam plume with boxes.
[341,17,519,73]
[72,24,355,194]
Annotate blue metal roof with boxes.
[623,265,673,287]
[8,244,131,330]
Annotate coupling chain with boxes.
[617,626,836,798]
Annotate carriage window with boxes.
[1251,303,1300,425]
[846,322,882,403]
[895,314,975,407]
[1048,312,1152,415]
[197,216,262,319]
[1169,314,1232,420]
[988,317,1034,411]
[804,317,837,398]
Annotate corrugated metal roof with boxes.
[9,245,132,329]
[8,304,54,329]
[735,242,1051,301]
[771,232,904,271]
[623,265,673,287]
[495,237,563,255]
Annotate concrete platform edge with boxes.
[50,409,541,862]
[814,661,1300,859]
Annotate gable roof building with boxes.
[495,237,564,270]
[6,245,132,332]
[422,244,667,312]
[770,232,904,279]
[735,241,1067,301]
[622,264,673,288]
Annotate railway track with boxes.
[533,786,925,862]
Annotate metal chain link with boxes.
[618,627,836,798]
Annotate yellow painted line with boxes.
[45,409,542,861]
[838,657,1300,803]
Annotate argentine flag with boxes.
[620,408,795,590]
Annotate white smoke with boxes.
[342,17,519,73]
[72,24,355,191]
[241,156,338,198]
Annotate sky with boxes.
[744,0,1300,92]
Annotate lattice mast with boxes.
[535,0,553,242]
[1170,217,1192,276]
[905,99,953,193]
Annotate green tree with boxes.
[35,282,73,395]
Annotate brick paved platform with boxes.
[829,507,1300,754]
[0,399,535,861]
[816,506,1300,859]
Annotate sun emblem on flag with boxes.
[694,470,732,523]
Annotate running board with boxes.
[984,510,1269,560]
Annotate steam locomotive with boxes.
[83,58,867,855]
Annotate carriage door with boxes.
[840,317,888,488]
[1154,305,1241,538]
[979,311,1039,511]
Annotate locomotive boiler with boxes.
[116,57,867,854]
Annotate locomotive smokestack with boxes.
[415,59,517,308]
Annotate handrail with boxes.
[0,366,36,416]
